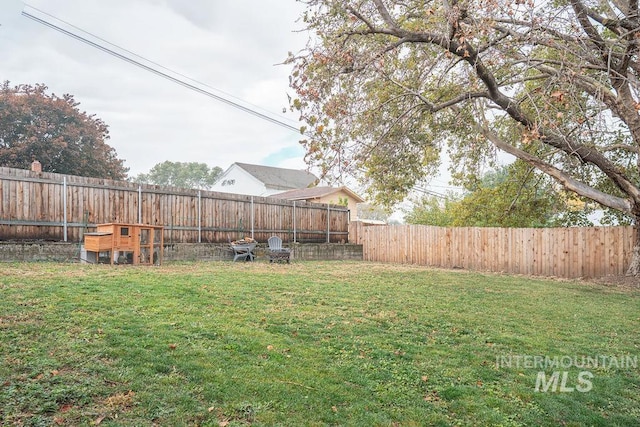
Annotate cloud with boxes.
[1,0,308,176]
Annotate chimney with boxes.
[31,160,42,173]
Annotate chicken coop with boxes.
[82,223,163,265]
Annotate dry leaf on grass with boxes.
[104,390,135,409]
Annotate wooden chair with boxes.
[267,236,291,263]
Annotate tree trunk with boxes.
[626,219,640,276]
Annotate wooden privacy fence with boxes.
[350,222,636,278]
[0,167,350,243]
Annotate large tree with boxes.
[0,82,127,179]
[289,0,640,274]
[132,161,223,190]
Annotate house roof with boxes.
[273,186,365,203]
[234,162,318,191]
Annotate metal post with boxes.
[250,196,255,239]
[138,186,142,223]
[198,190,202,243]
[293,201,297,243]
[169,200,173,245]
[327,204,330,243]
[63,176,68,242]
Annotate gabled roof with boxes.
[234,162,318,191]
[274,186,365,203]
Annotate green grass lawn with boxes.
[1,261,639,426]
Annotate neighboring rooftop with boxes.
[235,162,318,191]
[274,186,365,203]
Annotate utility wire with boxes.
[25,5,242,104]
[21,5,303,134]
[412,187,450,199]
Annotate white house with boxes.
[211,162,319,197]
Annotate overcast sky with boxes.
[0,0,309,177]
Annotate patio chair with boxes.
[267,236,291,263]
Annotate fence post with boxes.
[198,190,202,243]
[169,200,173,245]
[293,201,297,243]
[251,196,255,239]
[63,176,67,242]
[327,204,330,243]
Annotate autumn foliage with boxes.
[289,0,640,274]
[0,81,128,179]
[289,0,640,213]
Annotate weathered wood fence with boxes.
[0,167,350,243]
[349,222,635,278]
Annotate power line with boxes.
[21,5,303,134]
[412,187,449,199]
[24,3,292,123]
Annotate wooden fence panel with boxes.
[359,223,635,279]
[0,167,349,244]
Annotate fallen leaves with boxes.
[104,390,135,410]
[93,392,135,426]
[424,390,440,402]
[550,90,565,103]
